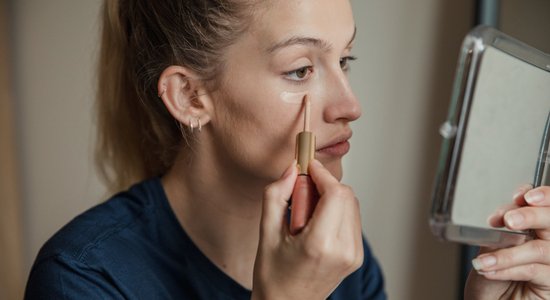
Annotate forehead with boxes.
[252,0,355,50]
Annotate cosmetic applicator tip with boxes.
[303,95,310,132]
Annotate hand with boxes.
[465,186,550,299]
[251,159,363,300]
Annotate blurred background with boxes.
[1,0,549,299]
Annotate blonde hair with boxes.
[95,0,253,193]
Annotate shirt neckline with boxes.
[150,177,252,298]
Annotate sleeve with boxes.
[25,255,125,300]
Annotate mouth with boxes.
[316,131,353,157]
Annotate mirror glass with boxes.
[453,46,550,229]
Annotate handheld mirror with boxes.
[430,26,550,247]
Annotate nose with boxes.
[322,69,362,124]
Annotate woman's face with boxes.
[209,0,360,182]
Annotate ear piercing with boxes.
[189,117,202,133]
[158,88,166,98]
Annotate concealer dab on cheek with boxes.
[280,91,307,104]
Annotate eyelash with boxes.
[284,56,358,84]
[284,66,313,84]
[340,55,357,72]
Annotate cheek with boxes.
[211,89,303,180]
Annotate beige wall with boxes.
[22,1,550,299]
[12,0,105,272]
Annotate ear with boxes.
[157,66,213,129]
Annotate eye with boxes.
[285,66,313,82]
[340,56,357,71]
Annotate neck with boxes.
[161,142,267,290]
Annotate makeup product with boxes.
[289,95,318,235]
[280,91,307,104]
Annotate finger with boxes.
[464,269,510,300]
[523,186,550,207]
[472,240,550,273]
[337,194,361,243]
[512,183,533,206]
[306,159,349,236]
[338,195,363,271]
[307,159,340,196]
[477,263,550,287]
[503,206,550,231]
[261,160,298,237]
[289,175,318,235]
[486,202,520,228]
[487,184,533,228]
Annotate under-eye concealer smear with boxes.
[280,91,307,104]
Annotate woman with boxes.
[25,0,550,299]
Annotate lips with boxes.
[316,131,353,157]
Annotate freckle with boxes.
[222,264,227,269]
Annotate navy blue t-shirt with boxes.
[25,178,386,299]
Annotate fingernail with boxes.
[477,270,496,276]
[512,185,530,200]
[525,191,544,204]
[471,255,496,270]
[505,211,524,228]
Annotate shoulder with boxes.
[25,254,125,299]
[26,178,166,299]
[34,178,163,265]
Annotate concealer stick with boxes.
[289,95,319,235]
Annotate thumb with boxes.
[261,160,298,238]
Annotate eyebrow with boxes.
[266,26,357,53]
